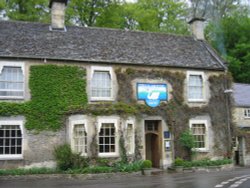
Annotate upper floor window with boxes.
[0,120,23,160]
[90,66,113,101]
[189,119,208,151]
[187,71,205,102]
[244,108,250,118]
[0,62,24,99]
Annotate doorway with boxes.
[145,120,162,168]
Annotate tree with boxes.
[206,10,250,83]
[133,0,189,34]
[66,0,114,26]
[5,0,49,22]
[189,0,240,20]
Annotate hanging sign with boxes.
[137,83,167,107]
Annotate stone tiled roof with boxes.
[0,20,226,70]
[233,83,250,107]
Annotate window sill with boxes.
[90,97,114,102]
[98,153,119,158]
[188,99,206,103]
[0,96,24,100]
[0,155,23,160]
[193,148,209,153]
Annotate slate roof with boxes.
[0,20,226,70]
[233,83,250,107]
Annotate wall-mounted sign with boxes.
[137,83,167,107]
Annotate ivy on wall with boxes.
[0,64,233,159]
[0,64,87,131]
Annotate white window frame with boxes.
[244,108,250,119]
[189,119,209,152]
[97,117,119,157]
[69,119,88,156]
[90,66,114,101]
[0,62,25,99]
[0,120,24,160]
[125,120,135,155]
[187,71,205,102]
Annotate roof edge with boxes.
[0,56,226,72]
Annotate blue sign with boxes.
[137,83,167,107]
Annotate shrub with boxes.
[142,160,152,169]
[53,144,89,170]
[174,157,184,166]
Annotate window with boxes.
[73,124,87,155]
[244,108,250,118]
[97,118,118,157]
[0,120,23,159]
[0,63,24,99]
[189,119,208,151]
[191,124,206,148]
[99,123,115,154]
[90,66,113,101]
[187,71,205,101]
[125,121,134,155]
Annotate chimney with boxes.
[188,18,206,40]
[49,0,68,31]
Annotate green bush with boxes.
[174,157,184,166]
[142,160,152,169]
[175,159,233,168]
[53,144,89,170]
[0,168,58,176]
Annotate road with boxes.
[0,167,250,188]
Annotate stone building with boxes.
[0,0,232,169]
[233,83,250,166]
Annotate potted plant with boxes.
[141,160,152,175]
[174,157,184,172]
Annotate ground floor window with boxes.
[99,123,116,153]
[0,120,23,159]
[191,124,206,148]
[73,124,87,155]
[189,119,208,151]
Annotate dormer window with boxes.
[0,62,24,99]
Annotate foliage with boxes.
[174,158,233,168]
[119,134,128,164]
[0,168,59,176]
[5,0,49,22]
[66,0,114,26]
[26,65,87,130]
[174,157,185,166]
[179,130,195,150]
[142,160,152,169]
[206,10,250,83]
[53,144,89,170]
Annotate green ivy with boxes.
[0,64,87,131]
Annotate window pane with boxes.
[0,125,22,156]
[192,124,206,149]
[99,123,115,153]
[73,124,87,154]
[0,66,24,97]
[91,71,111,98]
[188,75,203,100]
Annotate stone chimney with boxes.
[188,18,206,40]
[49,0,68,31]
